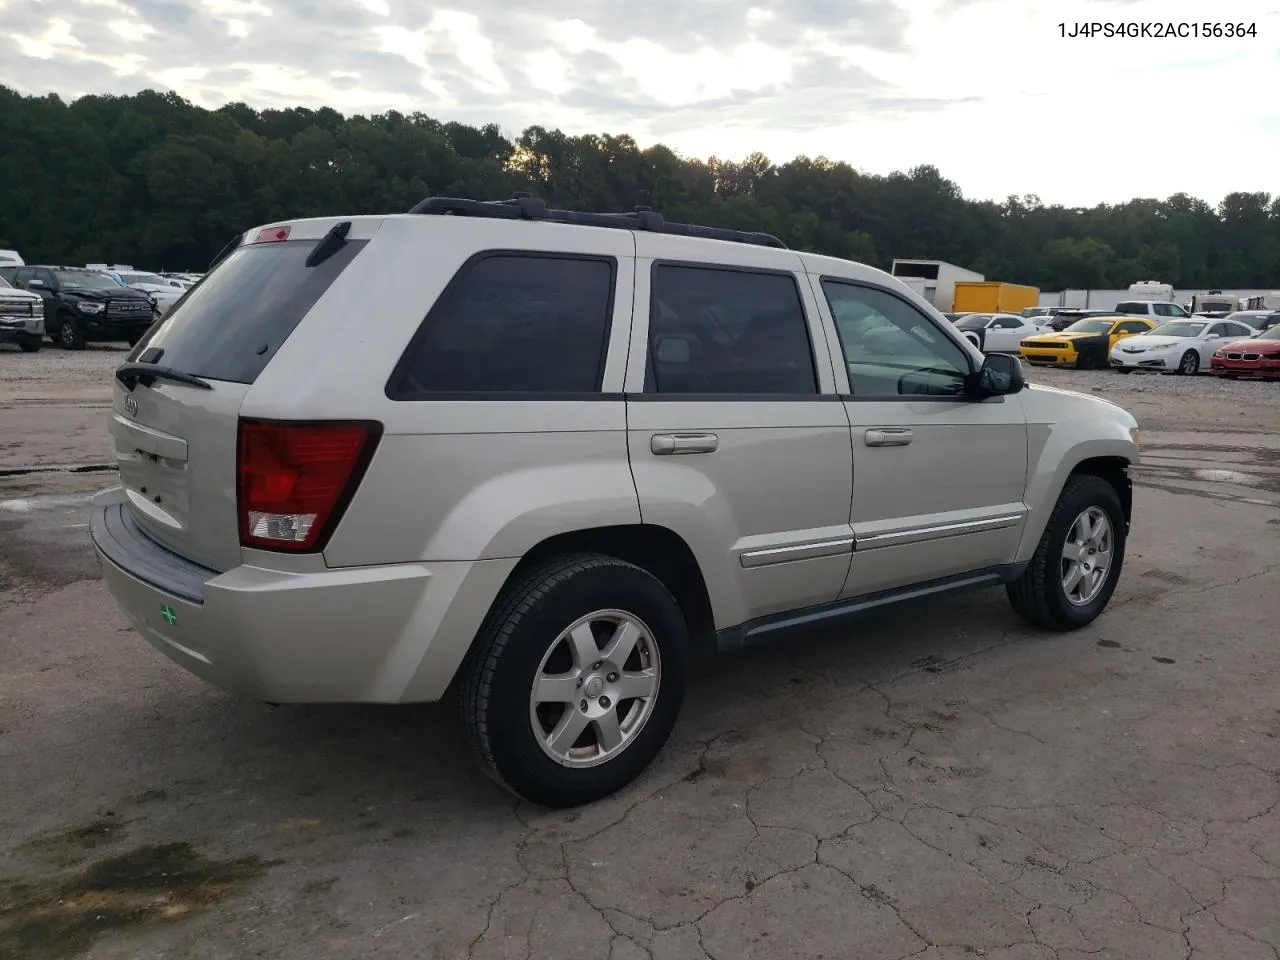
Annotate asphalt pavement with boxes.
[1,351,1277,960]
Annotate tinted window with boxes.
[1169,305,1189,317]
[135,238,369,384]
[646,265,816,394]
[0,267,17,283]
[1152,303,1173,316]
[1116,321,1149,333]
[1114,302,1145,314]
[955,314,992,331]
[821,280,971,397]
[991,317,1020,328]
[391,254,614,395]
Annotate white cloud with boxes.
[1,0,1278,205]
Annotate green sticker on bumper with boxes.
[160,603,178,626]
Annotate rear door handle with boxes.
[651,432,719,455]
[865,428,913,447]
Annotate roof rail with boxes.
[405,195,788,249]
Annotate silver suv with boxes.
[91,198,1141,808]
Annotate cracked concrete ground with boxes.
[1,354,1278,960]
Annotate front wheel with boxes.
[459,554,689,808]
[1006,474,1126,631]
[1177,350,1200,375]
[56,315,86,350]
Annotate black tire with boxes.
[459,553,689,808]
[1116,367,1132,374]
[18,335,41,353]
[55,314,86,350]
[1006,474,1127,631]
[1177,350,1200,375]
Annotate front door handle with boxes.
[651,432,719,455]
[865,428,913,447]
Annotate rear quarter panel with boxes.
[236,216,644,567]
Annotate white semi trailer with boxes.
[890,259,985,312]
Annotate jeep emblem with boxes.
[123,395,138,417]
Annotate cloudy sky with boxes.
[3,0,1278,207]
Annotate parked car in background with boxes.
[1113,300,1193,322]
[1045,308,1115,331]
[109,269,185,316]
[89,198,1142,807]
[0,249,24,268]
[1020,305,1071,321]
[1223,310,1275,330]
[1210,325,1280,380]
[1020,316,1156,369]
[1108,317,1259,375]
[953,312,1052,352]
[1254,312,1280,333]
[4,265,156,348]
[0,273,44,352]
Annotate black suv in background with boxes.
[0,265,156,349]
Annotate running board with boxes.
[714,564,1025,653]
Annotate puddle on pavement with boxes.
[1191,468,1262,485]
[0,842,279,960]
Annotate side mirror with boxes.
[967,353,1025,398]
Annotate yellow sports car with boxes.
[1019,316,1157,369]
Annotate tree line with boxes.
[1,84,1277,290]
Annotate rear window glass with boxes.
[130,238,368,384]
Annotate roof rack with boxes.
[406,195,788,249]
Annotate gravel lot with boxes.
[1,348,1277,960]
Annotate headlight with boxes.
[76,301,104,314]
[1213,349,1226,358]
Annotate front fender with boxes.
[1014,411,1139,564]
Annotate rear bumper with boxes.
[90,488,516,704]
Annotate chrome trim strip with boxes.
[856,514,1024,550]
[740,537,855,568]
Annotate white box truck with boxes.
[890,259,984,312]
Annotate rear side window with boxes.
[1114,302,1144,314]
[131,238,369,384]
[646,264,817,394]
[387,254,615,397]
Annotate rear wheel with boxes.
[1007,474,1126,631]
[459,553,689,808]
[1177,350,1200,375]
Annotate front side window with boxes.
[1152,303,1173,316]
[646,264,817,394]
[1116,321,1150,334]
[821,280,971,397]
[390,254,615,395]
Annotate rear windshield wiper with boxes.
[115,362,213,391]
[306,220,352,267]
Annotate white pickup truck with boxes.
[0,274,45,352]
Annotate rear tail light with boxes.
[236,419,381,552]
